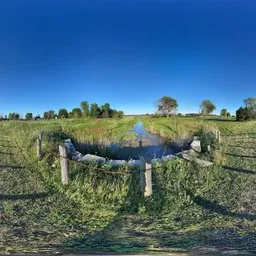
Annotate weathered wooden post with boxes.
[59,145,69,185]
[139,157,152,197]
[139,157,146,194]
[215,129,218,140]
[37,133,42,160]
[218,130,221,143]
[145,160,152,197]
[139,140,142,148]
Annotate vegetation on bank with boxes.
[0,116,255,254]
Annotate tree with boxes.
[8,112,20,120]
[80,101,90,117]
[71,108,82,118]
[25,113,33,120]
[244,97,256,112]
[236,107,256,121]
[117,111,124,118]
[220,109,228,117]
[157,96,178,117]
[58,108,68,118]
[200,100,216,115]
[101,103,111,118]
[90,103,100,118]
[43,110,55,119]
[227,112,231,118]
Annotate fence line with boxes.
[35,130,221,197]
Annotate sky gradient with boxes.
[0,0,256,116]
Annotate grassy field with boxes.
[0,116,255,255]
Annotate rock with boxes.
[176,149,198,160]
[127,159,141,167]
[194,158,213,167]
[64,139,77,155]
[177,149,213,167]
[190,139,201,152]
[207,145,211,152]
[151,158,161,164]
[106,160,127,167]
[80,154,106,163]
[73,151,83,161]
[161,154,175,162]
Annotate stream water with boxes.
[76,121,180,160]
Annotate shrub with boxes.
[195,128,217,153]
[236,107,256,121]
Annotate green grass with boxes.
[0,116,255,254]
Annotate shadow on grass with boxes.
[0,164,25,170]
[0,139,11,142]
[226,144,256,150]
[223,165,256,175]
[225,152,256,158]
[204,118,237,122]
[192,195,256,221]
[0,192,49,201]
[0,145,17,148]
[224,132,256,136]
[0,151,16,155]
[60,163,256,254]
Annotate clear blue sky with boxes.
[0,0,255,116]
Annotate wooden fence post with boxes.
[215,129,218,140]
[139,157,146,194]
[218,130,221,143]
[37,134,42,160]
[139,157,152,197]
[145,160,152,197]
[59,145,69,185]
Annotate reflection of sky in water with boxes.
[76,121,180,160]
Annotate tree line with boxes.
[1,101,124,120]
[2,97,255,121]
[157,96,256,121]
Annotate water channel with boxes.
[75,121,183,160]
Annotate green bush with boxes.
[236,107,256,121]
[195,128,217,153]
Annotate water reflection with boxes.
[75,121,183,160]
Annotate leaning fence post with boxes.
[59,145,69,185]
[139,157,152,197]
[37,133,42,160]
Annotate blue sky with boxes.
[0,0,255,116]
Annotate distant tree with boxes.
[25,113,33,120]
[43,110,55,119]
[34,115,41,120]
[68,112,73,118]
[157,96,178,117]
[58,108,68,118]
[8,112,20,120]
[200,100,216,115]
[90,103,100,118]
[244,97,256,112]
[71,108,82,118]
[227,112,231,118]
[220,109,228,117]
[101,103,111,118]
[117,111,124,118]
[236,107,256,121]
[80,101,90,117]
